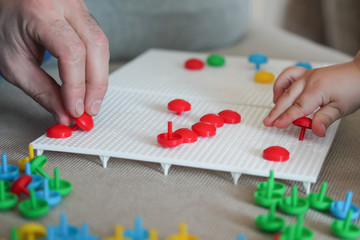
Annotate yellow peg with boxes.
[18,145,35,171]
[149,228,159,240]
[166,222,199,240]
[18,223,46,240]
[102,224,130,240]
[254,70,275,84]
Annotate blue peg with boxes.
[25,162,43,190]
[0,153,19,181]
[248,53,268,71]
[331,191,359,220]
[124,216,149,240]
[35,178,62,207]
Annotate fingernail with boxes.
[90,100,102,115]
[75,99,84,116]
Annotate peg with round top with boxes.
[78,223,99,240]
[330,191,359,220]
[18,188,50,218]
[254,173,284,208]
[103,225,130,240]
[331,209,360,239]
[257,170,286,195]
[51,213,79,238]
[200,113,224,128]
[49,167,72,196]
[281,214,314,240]
[167,99,191,116]
[35,178,62,207]
[307,182,333,211]
[293,117,312,141]
[184,58,204,70]
[157,121,183,148]
[166,222,199,240]
[25,162,43,190]
[248,53,268,71]
[255,202,285,232]
[18,223,46,240]
[0,180,18,210]
[30,155,51,179]
[11,175,32,196]
[47,124,72,138]
[124,216,149,240]
[18,145,35,171]
[72,112,94,131]
[279,185,309,215]
[0,153,19,181]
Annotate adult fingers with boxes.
[312,104,341,137]
[3,56,72,125]
[30,15,87,118]
[64,4,109,116]
[273,66,308,103]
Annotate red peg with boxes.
[173,128,198,143]
[11,175,32,196]
[46,124,72,138]
[191,122,216,137]
[200,114,224,128]
[218,110,241,124]
[184,58,204,70]
[157,121,183,148]
[293,117,312,141]
[168,99,191,116]
[73,112,94,131]
[263,146,290,162]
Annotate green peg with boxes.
[307,182,333,211]
[281,214,313,240]
[279,185,309,215]
[254,174,283,208]
[0,180,18,210]
[206,54,225,67]
[18,189,49,218]
[331,209,360,239]
[257,170,286,195]
[10,226,20,240]
[255,202,285,232]
[49,167,72,196]
[30,156,51,179]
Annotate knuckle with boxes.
[63,41,86,63]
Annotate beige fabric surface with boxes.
[0,23,359,239]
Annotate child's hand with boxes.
[263,59,360,137]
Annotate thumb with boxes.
[312,104,341,137]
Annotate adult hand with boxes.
[0,0,109,125]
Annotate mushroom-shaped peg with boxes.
[51,213,79,238]
[18,223,46,240]
[78,223,99,240]
[0,180,18,210]
[166,222,199,240]
[206,54,225,67]
[11,175,32,196]
[307,182,333,211]
[157,122,183,148]
[18,145,35,171]
[200,114,224,128]
[35,178,62,207]
[184,58,204,70]
[49,167,72,196]
[281,214,314,240]
[25,162,43,190]
[248,53,268,71]
[103,225,130,240]
[279,185,309,215]
[173,128,198,143]
[295,61,312,70]
[191,122,216,137]
[257,170,286,195]
[255,202,285,232]
[18,189,50,218]
[167,99,191,115]
[331,209,360,239]
[72,112,94,131]
[10,227,21,240]
[149,229,159,240]
[330,191,359,220]
[30,155,51,179]
[293,117,312,141]
[124,216,149,240]
[254,173,284,208]
[47,124,72,138]
[0,153,19,181]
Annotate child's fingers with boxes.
[312,104,341,137]
[264,77,307,127]
[273,66,308,103]
[272,85,323,128]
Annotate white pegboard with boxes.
[31,49,339,192]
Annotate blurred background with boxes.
[252,0,360,56]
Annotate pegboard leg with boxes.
[99,156,110,168]
[161,163,171,176]
[36,149,44,156]
[303,182,311,194]
[231,172,242,184]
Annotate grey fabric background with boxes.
[85,0,250,61]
